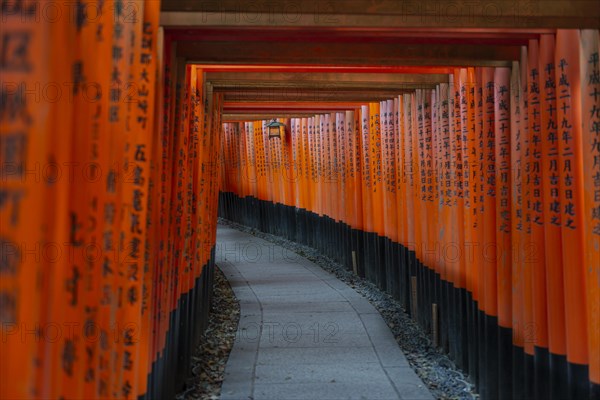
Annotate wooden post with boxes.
[432,303,439,347]
[411,276,418,320]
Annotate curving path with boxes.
[217,224,434,400]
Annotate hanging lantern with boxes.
[267,119,286,140]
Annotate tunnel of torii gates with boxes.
[1,1,600,399]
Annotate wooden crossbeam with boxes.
[161,0,599,29]
[179,41,518,66]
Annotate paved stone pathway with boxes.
[217,225,434,400]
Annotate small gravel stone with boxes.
[217,218,479,400]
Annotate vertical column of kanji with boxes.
[297,118,305,212]
[235,123,243,198]
[165,56,182,365]
[156,35,177,378]
[414,91,425,276]
[581,29,600,393]
[380,101,390,244]
[222,122,229,196]
[395,96,406,254]
[107,2,139,396]
[438,83,451,290]
[359,106,373,280]
[555,30,590,398]
[60,1,104,397]
[181,64,193,301]
[509,58,525,375]
[309,116,317,221]
[301,118,310,215]
[307,117,315,222]
[263,120,271,209]
[0,1,49,398]
[267,121,278,212]
[473,68,486,310]
[526,38,550,399]
[206,89,220,254]
[284,118,295,212]
[275,120,283,208]
[539,35,568,396]
[320,114,326,226]
[469,67,484,324]
[338,113,348,231]
[430,90,440,278]
[254,121,264,202]
[320,115,328,224]
[295,119,302,214]
[187,68,201,333]
[246,122,256,201]
[431,87,441,292]
[480,67,498,400]
[145,26,164,396]
[446,75,457,301]
[494,66,513,398]
[281,118,290,208]
[334,113,344,261]
[235,123,242,198]
[72,1,114,398]
[456,69,467,293]
[235,123,244,198]
[418,91,431,327]
[424,91,435,269]
[340,112,348,259]
[453,70,466,368]
[238,123,246,199]
[208,93,224,250]
[395,96,408,303]
[387,99,399,294]
[380,101,389,270]
[237,121,244,198]
[151,31,166,390]
[423,90,434,317]
[327,113,334,226]
[437,82,450,349]
[120,0,157,392]
[251,122,259,203]
[371,103,384,247]
[438,81,453,356]
[312,116,320,220]
[289,118,298,209]
[331,113,340,228]
[163,59,186,395]
[391,99,400,242]
[403,94,416,280]
[273,121,280,208]
[324,114,333,226]
[352,110,364,235]
[430,87,441,328]
[473,68,486,389]
[280,118,287,209]
[464,68,481,312]
[220,123,230,193]
[199,83,211,261]
[135,3,159,395]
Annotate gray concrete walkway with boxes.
[217,224,434,400]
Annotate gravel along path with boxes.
[176,266,240,400]
[216,219,479,400]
